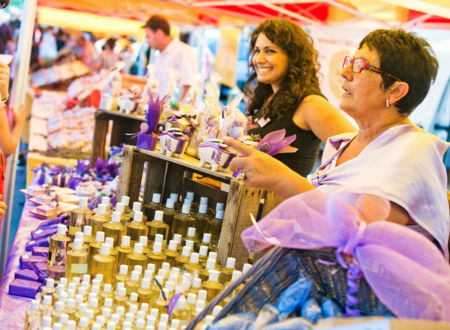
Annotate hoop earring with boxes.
[385,99,390,108]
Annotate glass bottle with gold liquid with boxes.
[69,197,92,240]
[153,288,169,314]
[184,227,196,247]
[204,210,224,250]
[66,238,88,281]
[125,271,141,296]
[24,299,40,330]
[126,242,149,273]
[104,237,119,275]
[165,240,179,267]
[184,252,203,277]
[170,193,181,212]
[137,277,153,304]
[125,201,147,225]
[120,195,131,214]
[99,196,113,216]
[89,204,110,236]
[146,210,169,247]
[171,204,195,239]
[199,258,217,282]
[222,270,244,306]
[47,224,71,280]
[82,225,95,246]
[68,231,88,252]
[138,235,152,255]
[113,287,128,308]
[171,296,189,327]
[103,211,126,248]
[92,243,115,284]
[144,193,162,223]
[198,245,208,266]
[161,198,176,236]
[115,264,129,287]
[126,211,148,246]
[88,231,105,273]
[114,202,131,225]
[175,246,192,270]
[146,242,166,274]
[219,257,236,285]
[194,203,211,247]
[201,269,223,302]
[116,235,133,266]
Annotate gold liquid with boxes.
[126,221,148,246]
[175,255,190,271]
[116,245,133,266]
[172,309,189,326]
[172,213,196,239]
[126,253,149,274]
[202,280,223,302]
[83,234,95,245]
[69,207,92,239]
[68,241,89,252]
[125,278,140,296]
[125,210,148,225]
[65,249,88,281]
[88,241,103,273]
[163,207,177,236]
[25,307,40,330]
[89,214,110,236]
[146,221,169,245]
[146,251,166,274]
[144,202,163,222]
[194,213,210,244]
[137,287,154,304]
[165,249,179,267]
[184,262,202,278]
[204,218,222,249]
[47,234,71,280]
[103,222,127,247]
[219,267,234,285]
[92,254,115,284]
[114,293,128,307]
[153,296,167,314]
[100,290,113,306]
[115,272,129,287]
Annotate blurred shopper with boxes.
[38,26,58,67]
[77,33,99,71]
[143,14,198,102]
[99,37,122,70]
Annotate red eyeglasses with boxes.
[342,56,401,81]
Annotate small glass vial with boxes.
[116,235,133,266]
[89,204,110,236]
[201,270,223,302]
[171,204,195,239]
[126,211,148,246]
[147,210,169,246]
[125,271,141,296]
[91,243,115,284]
[88,231,105,273]
[66,238,88,280]
[69,197,92,239]
[115,264,129,287]
[219,257,236,284]
[47,224,71,280]
[146,242,166,274]
[162,198,177,235]
[144,193,163,222]
[204,210,224,249]
[103,211,127,247]
[126,243,149,273]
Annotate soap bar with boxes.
[25,237,50,251]
[20,255,47,269]
[37,214,69,229]
[9,279,42,298]
[34,204,59,218]
[31,246,49,258]
[15,269,40,282]
[31,226,58,240]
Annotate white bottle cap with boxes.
[187,227,196,237]
[106,321,116,330]
[100,243,110,255]
[105,237,114,248]
[116,282,125,291]
[91,324,101,330]
[171,267,180,277]
[231,270,243,282]
[216,210,224,220]
[162,262,170,271]
[101,196,110,206]
[160,313,169,324]
[154,210,164,222]
[89,297,99,309]
[184,198,192,206]
[133,242,143,254]
[119,264,128,275]
[216,202,224,211]
[115,202,125,213]
[130,292,138,302]
[226,257,236,269]
[139,236,148,246]
[71,276,80,285]
[73,238,83,251]
[118,287,126,296]
[53,322,63,330]
[59,278,68,287]
[140,303,149,313]
[173,234,182,245]
[30,299,40,310]
[116,305,125,316]
[42,316,52,326]
[136,319,145,328]
[185,240,194,249]
[186,191,195,200]
[129,304,138,315]
[124,319,133,328]
[205,258,216,270]
[66,320,76,330]
[111,211,121,222]
[189,252,199,264]
[199,245,208,257]
[153,242,162,253]
[208,269,220,282]
[205,315,215,326]
[187,292,197,305]
[130,271,140,281]
[169,193,178,202]
[88,289,97,299]
[103,283,112,293]
[141,277,150,289]
[198,289,207,301]
[242,263,252,274]
[147,263,156,273]
[79,317,88,327]
[59,313,69,324]
[134,265,143,274]
[195,299,206,311]
[200,196,208,205]
[202,233,211,244]
[134,211,143,223]
[181,246,191,257]
[102,307,111,319]
[133,201,142,212]
[150,308,159,318]
[55,301,64,311]
[192,277,202,288]
[58,291,68,302]
[95,231,105,243]
[171,319,181,329]
[57,224,67,236]
[157,322,167,330]
[111,314,120,324]
[155,234,163,244]
[121,196,130,207]
[104,297,113,308]
[75,294,83,304]
[74,231,84,242]
[168,240,177,251]
[208,251,217,260]
[79,197,88,207]
[165,198,175,209]
[46,278,55,288]
[121,235,130,247]
[212,305,223,317]
[78,287,87,297]
[181,204,191,214]
[152,193,161,203]
[83,225,92,236]
[199,203,208,214]
[96,204,107,216]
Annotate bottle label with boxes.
[69,226,81,235]
[71,263,88,273]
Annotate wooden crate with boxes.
[117,145,280,268]
[90,109,145,167]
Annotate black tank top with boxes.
[247,94,322,176]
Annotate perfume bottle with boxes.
[165,240,179,267]
[103,211,127,247]
[146,210,169,246]
[125,201,147,224]
[146,242,166,274]
[114,286,128,308]
[199,233,213,252]
[153,288,169,314]
[51,301,65,324]
[115,264,129,287]
[69,197,92,239]
[114,202,131,225]
[201,269,223,302]
[222,270,243,306]
[104,237,119,274]
[100,284,113,306]
[198,245,208,266]
[82,225,95,246]
[219,257,236,284]
[199,258,217,282]
[116,235,133,266]
[126,242,149,273]
[88,231,105,273]
[89,204,110,236]
[24,299,40,330]
[138,235,152,255]
[66,238,88,281]
[186,292,197,319]
[125,271,141,297]
[47,224,71,280]
[162,198,177,235]
[99,196,113,216]
[144,193,163,222]
[171,296,189,327]
[137,277,153,304]
[68,231,88,252]
[175,246,192,270]
[126,211,148,246]
[120,195,131,214]
[91,243,115,284]
[172,204,195,239]
[64,298,77,320]
[184,252,202,276]
[194,203,211,245]
[40,278,56,301]
[170,193,181,212]
[184,227,196,246]
[204,209,224,249]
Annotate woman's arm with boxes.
[0,105,26,156]
[0,195,6,215]
[294,95,356,143]
[225,137,315,200]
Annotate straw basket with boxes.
[187,247,391,329]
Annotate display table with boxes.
[26,152,78,186]
[90,109,145,167]
[0,201,40,329]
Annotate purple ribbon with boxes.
[167,292,184,318]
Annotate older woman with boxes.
[244,18,355,176]
[226,29,449,257]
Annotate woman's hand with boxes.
[0,195,7,216]
[0,62,10,101]
[224,137,315,200]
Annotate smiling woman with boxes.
[244,18,356,176]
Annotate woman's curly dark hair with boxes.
[245,18,321,118]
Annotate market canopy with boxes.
[36,0,450,34]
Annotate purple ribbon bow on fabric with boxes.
[241,187,450,321]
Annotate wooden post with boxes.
[90,111,109,167]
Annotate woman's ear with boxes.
[388,81,409,105]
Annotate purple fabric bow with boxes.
[241,187,450,321]
[255,129,297,156]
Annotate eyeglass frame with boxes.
[342,56,401,82]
